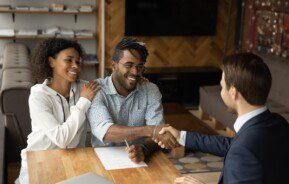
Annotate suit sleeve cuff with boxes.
[178,131,187,146]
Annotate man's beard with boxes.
[116,72,139,92]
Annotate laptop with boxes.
[56,173,114,184]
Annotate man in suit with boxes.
[156,53,289,184]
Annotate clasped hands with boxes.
[125,125,180,164]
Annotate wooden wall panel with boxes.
[104,0,237,69]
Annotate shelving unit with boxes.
[0,36,96,41]
[0,10,95,14]
[0,0,100,79]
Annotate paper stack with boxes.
[79,5,93,12]
[29,7,49,12]
[64,7,78,13]
[42,27,60,36]
[75,29,94,37]
[58,28,74,38]
[0,29,14,37]
[17,29,38,37]
[15,6,29,11]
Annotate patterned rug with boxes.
[166,150,224,174]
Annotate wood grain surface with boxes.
[27,147,181,184]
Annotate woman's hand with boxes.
[138,77,149,84]
[80,81,100,101]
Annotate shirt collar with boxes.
[234,106,267,133]
[42,78,77,97]
[107,75,140,95]
[107,76,118,95]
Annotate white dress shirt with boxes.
[178,106,267,146]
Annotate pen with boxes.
[125,139,129,149]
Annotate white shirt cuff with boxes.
[76,97,91,113]
[178,131,187,146]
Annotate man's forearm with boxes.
[103,124,155,143]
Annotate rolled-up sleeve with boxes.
[87,90,114,143]
[145,83,164,126]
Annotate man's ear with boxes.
[111,61,117,71]
[229,86,238,100]
[48,56,55,68]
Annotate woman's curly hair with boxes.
[31,38,85,83]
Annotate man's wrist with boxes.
[144,126,155,138]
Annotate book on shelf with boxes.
[64,7,78,13]
[29,7,49,12]
[16,29,38,36]
[75,29,94,37]
[0,29,14,37]
[51,3,64,12]
[17,29,38,35]
[42,27,60,35]
[58,28,74,38]
[59,28,74,36]
[15,6,29,11]
[0,6,11,11]
[79,5,93,12]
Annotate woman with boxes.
[18,38,99,184]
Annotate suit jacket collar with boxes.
[236,109,271,136]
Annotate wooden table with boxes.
[27,147,181,184]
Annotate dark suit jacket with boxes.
[185,110,289,184]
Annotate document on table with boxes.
[94,147,147,170]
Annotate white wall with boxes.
[0,0,97,56]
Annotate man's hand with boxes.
[125,145,145,163]
[174,176,205,184]
[155,126,180,149]
[153,125,180,149]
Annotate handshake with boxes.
[152,125,181,149]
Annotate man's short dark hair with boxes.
[221,53,272,106]
[112,37,149,62]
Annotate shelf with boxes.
[0,36,96,41]
[0,10,96,15]
[0,9,96,22]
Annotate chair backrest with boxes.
[0,43,32,162]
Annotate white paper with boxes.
[94,147,147,170]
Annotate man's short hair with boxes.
[221,53,272,106]
[112,37,149,62]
